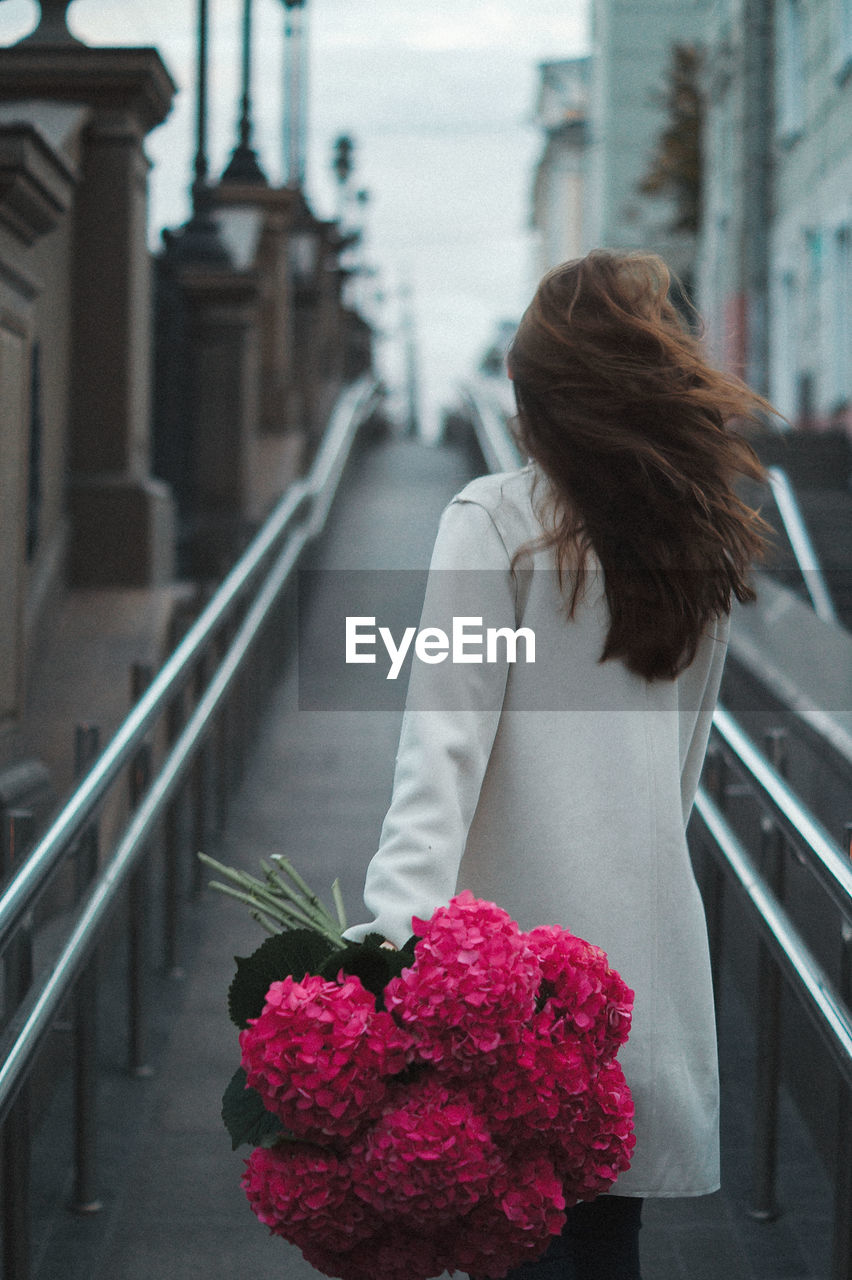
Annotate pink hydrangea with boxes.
[526,925,634,1062]
[350,1076,501,1227]
[450,1152,567,1278]
[466,1006,596,1140]
[300,1225,451,1280]
[242,1144,375,1255]
[552,1061,636,1200]
[384,891,540,1068]
[235,897,637,1280]
[239,972,409,1141]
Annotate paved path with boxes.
[33,437,832,1280]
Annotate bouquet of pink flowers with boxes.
[202,854,635,1280]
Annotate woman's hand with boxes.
[379,939,398,951]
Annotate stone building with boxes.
[0,4,372,822]
[582,0,708,281]
[697,0,852,424]
[530,0,850,432]
[0,26,178,816]
[530,58,589,277]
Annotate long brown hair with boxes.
[508,249,772,681]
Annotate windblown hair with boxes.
[508,250,773,681]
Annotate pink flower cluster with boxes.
[239,972,409,1140]
[239,892,636,1280]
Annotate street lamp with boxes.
[17,0,82,45]
[280,0,308,188]
[169,0,229,262]
[221,0,268,185]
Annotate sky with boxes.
[0,0,589,435]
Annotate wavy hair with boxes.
[508,250,773,681]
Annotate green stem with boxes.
[331,878,348,931]
[197,852,346,946]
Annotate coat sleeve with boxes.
[343,497,517,946]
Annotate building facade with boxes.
[694,0,852,421]
[583,0,708,281]
[766,0,851,425]
[0,6,373,820]
[532,0,851,431]
[530,58,590,277]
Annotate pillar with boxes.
[0,43,178,586]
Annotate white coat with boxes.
[345,466,726,1198]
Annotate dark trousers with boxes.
[495,1195,643,1280]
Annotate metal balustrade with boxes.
[0,374,381,1279]
[455,379,524,473]
[765,465,839,624]
[695,714,852,1280]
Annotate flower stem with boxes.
[198,852,345,946]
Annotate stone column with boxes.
[0,44,177,586]
[0,118,74,798]
[179,266,261,577]
[212,183,298,435]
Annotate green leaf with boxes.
[228,928,337,1029]
[318,932,420,1006]
[222,1067,285,1150]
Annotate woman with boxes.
[344,250,771,1278]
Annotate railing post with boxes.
[831,821,852,1280]
[1,809,35,1280]
[71,724,104,1215]
[703,743,728,1016]
[215,627,231,831]
[191,650,210,897]
[749,727,787,1222]
[128,663,154,1078]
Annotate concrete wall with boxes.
[0,110,79,783]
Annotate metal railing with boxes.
[461,388,840,627]
[0,374,381,1279]
[456,383,852,1278]
[695,708,852,1280]
[765,465,839,624]
[456,379,523,474]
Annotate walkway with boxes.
[32,436,832,1280]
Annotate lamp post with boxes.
[332,133,354,222]
[222,0,268,184]
[170,0,229,262]
[17,0,83,45]
[281,0,308,188]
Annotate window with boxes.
[771,266,799,421]
[776,0,805,142]
[835,0,852,80]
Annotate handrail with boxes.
[711,704,852,920]
[0,373,381,1121]
[765,465,839,624]
[0,375,379,958]
[727,597,852,775]
[456,380,524,474]
[0,486,309,953]
[693,787,852,1087]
